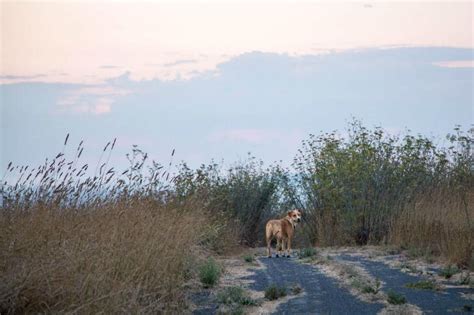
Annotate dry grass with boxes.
[0,199,211,314]
[390,188,474,267]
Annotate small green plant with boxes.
[406,280,438,290]
[399,262,419,274]
[459,273,471,285]
[199,257,221,288]
[299,247,317,259]
[291,284,302,295]
[264,284,287,300]
[341,264,359,279]
[360,284,376,294]
[243,254,254,263]
[351,278,380,294]
[375,278,381,293]
[384,246,402,255]
[439,265,460,279]
[217,286,258,306]
[387,290,407,305]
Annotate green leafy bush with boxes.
[217,286,257,306]
[299,247,317,259]
[439,265,460,279]
[406,280,438,290]
[387,290,407,305]
[264,284,287,300]
[199,257,221,287]
[243,254,254,263]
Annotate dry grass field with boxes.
[1,124,472,313]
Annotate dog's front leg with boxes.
[276,239,281,258]
[266,238,272,258]
[281,239,286,258]
[286,238,292,258]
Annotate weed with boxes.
[439,265,460,279]
[291,284,303,295]
[384,247,402,255]
[406,280,438,290]
[199,257,221,288]
[340,264,359,279]
[459,273,471,285]
[264,284,287,300]
[387,290,407,305]
[243,254,254,263]
[299,247,317,259]
[217,286,257,306]
[399,262,419,274]
[351,278,380,295]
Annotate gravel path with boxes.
[336,254,474,314]
[192,253,474,314]
[243,256,384,314]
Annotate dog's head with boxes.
[287,209,303,225]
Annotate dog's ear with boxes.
[287,211,293,217]
[298,209,303,216]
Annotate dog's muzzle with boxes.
[297,218,301,222]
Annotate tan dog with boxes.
[265,209,302,258]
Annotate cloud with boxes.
[0,74,48,84]
[2,47,473,170]
[0,74,47,79]
[163,59,198,67]
[433,60,474,68]
[99,65,120,69]
[57,85,131,115]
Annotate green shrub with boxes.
[291,284,303,295]
[264,284,287,300]
[406,280,438,290]
[351,278,380,294]
[217,286,257,306]
[387,290,407,305]
[243,254,254,263]
[299,247,317,259]
[439,265,460,279]
[199,257,221,287]
[459,273,471,285]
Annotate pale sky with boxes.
[2,1,472,83]
[1,1,473,172]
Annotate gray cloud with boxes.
[0,74,47,80]
[99,65,120,69]
[1,47,473,171]
[163,59,198,67]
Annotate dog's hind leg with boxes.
[266,237,272,258]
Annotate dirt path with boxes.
[244,256,384,314]
[191,248,474,314]
[336,254,473,314]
